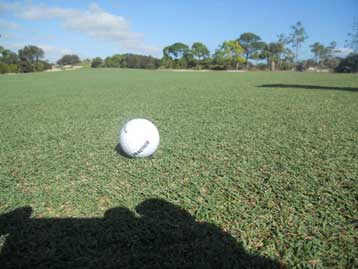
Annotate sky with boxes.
[0,0,357,62]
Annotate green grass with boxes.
[0,69,357,268]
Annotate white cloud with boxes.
[34,44,73,62]
[0,19,18,29]
[335,47,354,58]
[1,43,22,51]
[7,2,159,54]
[21,6,78,20]
[40,45,72,56]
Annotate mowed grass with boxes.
[0,69,357,268]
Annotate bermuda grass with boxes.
[0,69,357,268]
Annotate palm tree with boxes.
[262,42,284,71]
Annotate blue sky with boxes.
[0,0,357,62]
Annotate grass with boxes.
[0,69,357,268]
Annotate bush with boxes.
[105,55,122,68]
[279,62,294,71]
[91,57,104,68]
[34,62,45,72]
[57,55,81,66]
[101,54,160,69]
[124,54,160,69]
[81,59,91,68]
[335,53,358,73]
[8,64,20,73]
[295,60,318,72]
[295,62,306,72]
[200,57,212,69]
[20,61,35,73]
[0,62,9,74]
[255,63,267,71]
[32,61,51,72]
[210,64,226,70]
[322,57,341,70]
[161,57,173,69]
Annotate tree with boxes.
[217,40,245,70]
[34,61,52,72]
[7,64,20,73]
[335,53,358,73]
[81,59,92,67]
[162,42,190,68]
[20,61,35,73]
[212,50,227,70]
[104,54,123,68]
[98,54,160,69]
[326,41,338,58]
[0,49,19,65]
[161,55,173,69]
[0,45,50,73]
[200,57,213,69]
[262,42,284,71]
[288,21,308,64]
[18,45,44,64]
[191,42,210,60]
[162,46,171,59]
[274,34,295,70]
[0,62,9,74]
[57,54,81,66]
[310,41,339,68]
[167,43,190,60]
[161,45,173,68]
[345,19,358,53]
[310,42,325,63]
[91,57,104,68]
[237,32,265,67]
[17,45,44,73]
[120,54,160,69]
[322,56,340,70]
[191,42,210,69]
[279,48,295,70]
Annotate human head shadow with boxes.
[0,199,283,268]
[258,84,358,92]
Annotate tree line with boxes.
[0,45,52,74]
[158,21,356,72]
[1,20,357,74]
[90,21,357,72]
[91,54,161,69]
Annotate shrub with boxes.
[32,61,51,72]
[0,62,9,74]
[322,57,341,70]
[335,53,358,73]
[295,62,306,72]
[255,63,267,70]
[91,57,104,68]
[8,64,20,73]
[20,61,35,73]
[34,62,45,72]
[57,55,81,66]
[280,62,294,71]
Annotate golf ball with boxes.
[119,118,160,158]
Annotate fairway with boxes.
[0,69,357,268]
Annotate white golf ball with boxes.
[119,118,160,158]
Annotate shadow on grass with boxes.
[258,84,358,92]
[0,199,283,268]
[114,143,127,157]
